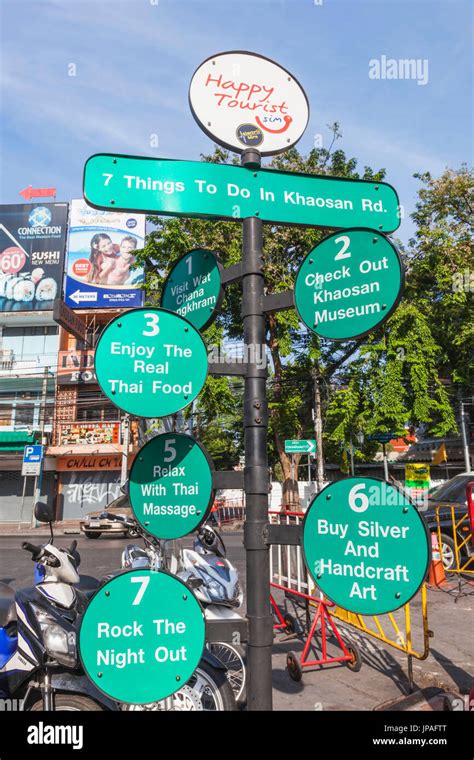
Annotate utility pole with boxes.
[460,400,471,472]
[121,414,130,487]
[312,369,325,491]
[382,442,389,481]
[31,366,49,527]
[241,148,273,711]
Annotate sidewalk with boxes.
[0,521,82,537]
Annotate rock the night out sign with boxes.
[189,51,309,156]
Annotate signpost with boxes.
[188,51,309,156]
[161,249,223,331]
[302,477,430,615]
[284,439,316,455]
[83,154,400,233]
[294,228,404,340]
[367,433,394,444]
[94,308,208,418]
[21,444,43,477]
[129,433,214,539]
[79,570,205,704]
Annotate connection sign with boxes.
[295,228,404,341]
[79,570,205,704]
[94,308,208,418]
[129,433,214,539]
[161,249,223,331]
[302,477,430,615]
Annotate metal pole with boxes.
[307,454,310,485]
[382,443,389,482]
[312,369,324,491]
[241,148,272,711]
[349,437,355,477]
[460,401,470,472]
[18,475,27,530]
[31,366,49,527]
[121,414,130,486]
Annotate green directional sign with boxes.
[94,308,208,418]
[79,569,205,704]
[129,433,214,539]
[161,249,223,331]
[302,477,430,615]
[294,228,404,341]
[284,439,316,455]
[83,154,401,233]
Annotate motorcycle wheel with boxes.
[124,661,237,712]
[29,694,105,711]
[207,642,246,707]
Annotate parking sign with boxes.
[22,445,44,476]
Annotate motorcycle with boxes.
[114,513,247,706]
[0,501,118,711]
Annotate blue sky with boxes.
[1,0,472,243]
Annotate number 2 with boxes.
[142,312,160,337]
[334,235,351,260]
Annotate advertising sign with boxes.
[79,569,205,704]
[83,155,401,234]
[405,463,431,506]
[294,229,404,341]
[189,51,309,156]
[161,249,223,331]
[0,203,68,312]
[57,454,123,471]
[302,477,430,615]
[94,308,208,418]
[64,199,145,310]
[57,349,96,385]
[57,422,120,446]
[130,433,214,539]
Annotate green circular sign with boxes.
[302,477,430,615]
[161,249,223,331]
[79,569,205,704]
[129,433,214,539]
[95,308,208,418]
[294,228,404,341]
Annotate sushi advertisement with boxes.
[64,199,145,309]
[0,203,68,312]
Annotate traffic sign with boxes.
[302,477,430,615]
[79,569,205,704]
[94,308,208,418]
[83,155,401,234]
[22,444,44,476]
[161,249,223,331]
[367,433,394,444]
[129,433,214,539]
[189,51,309,156]
[284,439,316,455]
[294,228,404,341]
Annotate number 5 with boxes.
[164,438,176,462]
[142,312,160,337]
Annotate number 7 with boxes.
[131,576,150,605]
[103,173,113,187]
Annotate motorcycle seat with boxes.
[76,575,100,594]
[0,582,16,627]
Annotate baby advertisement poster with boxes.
[64,200,145,309]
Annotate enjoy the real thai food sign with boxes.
[64,199,145,310]
[189,51,309,156]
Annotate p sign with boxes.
[22,445,43,477]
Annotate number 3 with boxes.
[142,312,160,337]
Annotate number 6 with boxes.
[348,483,369,513]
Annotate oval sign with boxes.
[129,433,214,539]
[294,228,404,341]
[302,477,430,616]
[189,51,309,156]
[161,249,223,331]
[94,308,208,418]
[79,570,205,704]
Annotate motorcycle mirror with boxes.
[34,501,54,524]
[187,578,204,589]
[120,480,129,496]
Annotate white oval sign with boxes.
[189,51,309,156]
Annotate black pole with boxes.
[241,148,273,710]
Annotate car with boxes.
[80,494,139,539]
[421,473,474,572]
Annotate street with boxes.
[1,532,471,711]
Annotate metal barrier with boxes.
[216,500,245,526]
[269,510,431,667]
[433,505,474,576]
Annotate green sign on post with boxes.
[294,228,404,341]
[129,433,214,539]
[302,477,430,615]
[161,249,223,331]
[79,570,205,704]
[83,154,401,233]
[284,439,316,454]
[94,308,208,418]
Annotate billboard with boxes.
[64,199,145,309]
[0,203,68,312]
